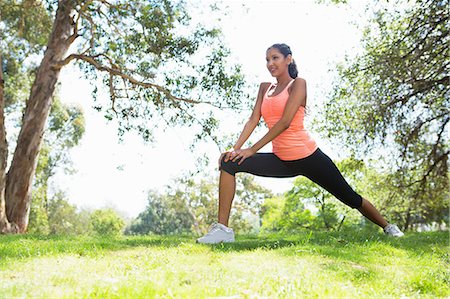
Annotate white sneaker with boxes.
[384,224,404,237]
[196,223,235,244]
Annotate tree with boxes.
[260,177,335,233]
[90,208,125,236]
[260,196,285,233]
[235,174,274,228]
[178,174,272,234]
[260,193,316,234]
[127,173,272,235]
[28,98,85,234]
[125,190,195,235]
[0,0,246,233]
[47,192,91,235]
[260,158,400,233]
[316,0,449,229]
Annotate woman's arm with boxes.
[232,78,307,164]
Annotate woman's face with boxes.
[266,47,291,78]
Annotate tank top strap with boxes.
[286,79,295,90]
[264,82,275,98]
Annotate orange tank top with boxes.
[261,80,318,161]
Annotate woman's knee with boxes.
[220,156,237,176]
[342,193,363,209]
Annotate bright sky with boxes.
[56,0,369,218]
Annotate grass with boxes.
[0,230,448,298]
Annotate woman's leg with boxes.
[218,170,236,226]
[300,149,389,228]
[358,198,388,228]
[358,198,403,236]
[197,153,297,243]
[218,153,297,226]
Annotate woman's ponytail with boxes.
[288,60,298,79]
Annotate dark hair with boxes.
[268,43,298,79]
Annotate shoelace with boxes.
[204,223,220,236]
[385,225,400,234]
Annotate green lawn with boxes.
[0,230,448,298]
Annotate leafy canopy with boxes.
[316,0,449,205]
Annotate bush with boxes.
[90,209,125,236]
[47,194,91,235]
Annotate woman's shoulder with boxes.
[258,82,272,95]
[292,77,306,85]
[259,82,272,89]
[288,77,306,92]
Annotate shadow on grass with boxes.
[1,230,447,266]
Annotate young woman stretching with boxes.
[197,43,404,244]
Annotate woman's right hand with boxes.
[218,149,235,169]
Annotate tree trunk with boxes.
[0,52,18,233]
[3,0,76,233]
[319,195,331,230]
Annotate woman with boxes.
[197,43,403,244]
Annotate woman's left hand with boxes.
[231,148,256,165]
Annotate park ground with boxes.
[0,230,448,298]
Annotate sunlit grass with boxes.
[0,231,448,298]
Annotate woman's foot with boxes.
[196,223,235,244]
[384,224,404,237]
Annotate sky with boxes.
[55,0,370,218]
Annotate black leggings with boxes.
[220,148,363,209]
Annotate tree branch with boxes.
[56,54,216,106]
[95,5,126,39]
[403,150,449,189]
[385,76,449,108]
[430,116,450,159]
[400,112,449,159]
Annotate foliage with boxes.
[316,0,348,4]
[260,180,338,234]
[1,0,248,140]
[361,165,449,230]
[47,192,91,235]
[56,0,249,146]
[260,159,363,233]
[259,196,285,232]
[0,0,52,107]
[31,194,128,236]
[316,0,449,229]
[235,174,274,226]
[27,98,85,233]
[125,190,195,235]
[0,231,448,298]
[27,182,50,235]
[286,177,338,230]
[33,98,85,186]
[260,156,447,232]
[90,208,125,236]
[127,174,273,235]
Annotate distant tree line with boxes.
[26,158,447,236]
[28,192,125,236]
[125,175,273,235]
[126,160,447,236]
